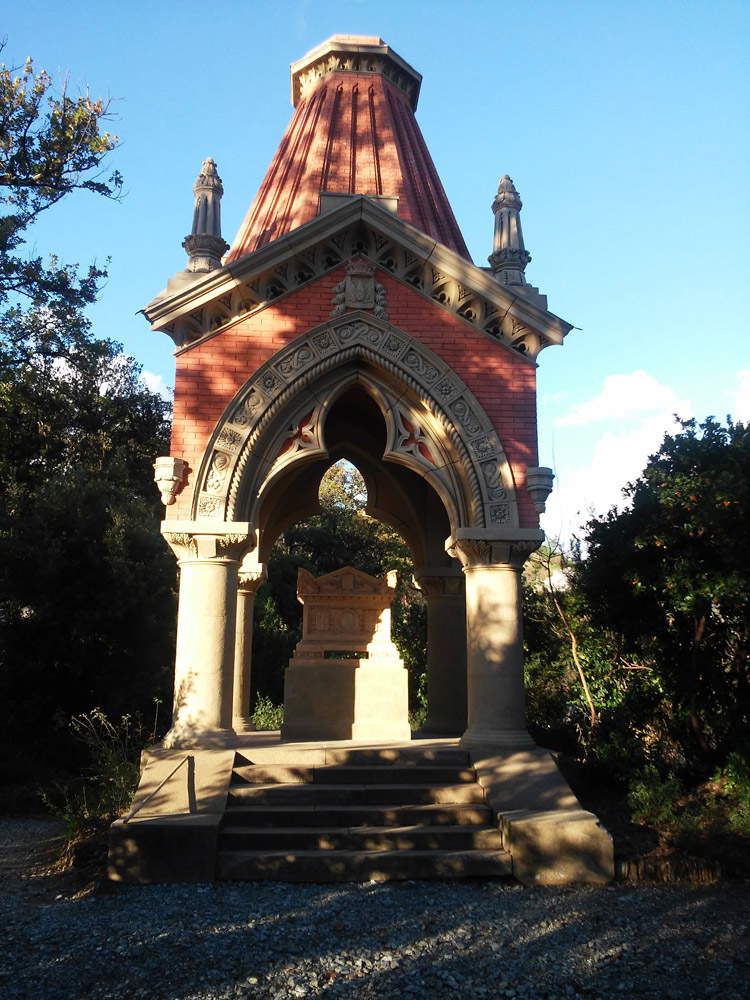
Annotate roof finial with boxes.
[488,175,531,286]
[182,158,229,272]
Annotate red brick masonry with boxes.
[167,268,538,526]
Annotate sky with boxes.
[4,0,749,541]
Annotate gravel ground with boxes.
[1,819,748,999]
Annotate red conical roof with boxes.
[226,36,470,262]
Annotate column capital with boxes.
[162,521,255,561]
[238,563,267,594]
[413,567,464,598]
[446,528,544,570]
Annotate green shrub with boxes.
[252,694,284,730]
[716,752,750,836]
[41,707,147,841]
[627,764,683,828]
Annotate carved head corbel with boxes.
[154,456,188,506]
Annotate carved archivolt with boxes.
[191,314,519,532]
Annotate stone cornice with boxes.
[143,198,573,364]
[290,37,422,110]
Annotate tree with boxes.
[0,53,173,781]
[523,544,667,776]
[0,343,175,768]
[577,417,750,766]
[0,52,121,367]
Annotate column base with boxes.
[162,726,237,750]
[460,727,536,751]
[420,715,465,738]
[232,717,257,734]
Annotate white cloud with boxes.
[542,372,692,543]
[141,370,171,400]
[556,370,688,427]
[734,370,750,423]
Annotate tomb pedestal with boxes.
[281,566,411,742]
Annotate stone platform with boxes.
[108,734,613,886]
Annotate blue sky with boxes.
[5,0,749,539]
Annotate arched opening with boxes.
[174,321,528,747]
[250,461,429,732]
[244,383,466,737]
[318,459,367,510]
[253,382,456,568]
[192,316,520,536]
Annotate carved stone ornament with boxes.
[151,210,566,357]
[489,175,531,286]
[413,573,464,598]
[393,410,435,466]
[331,257,388,319]
[446,532,543,570]
[275,409,320,462]
[162,522,255,562]
[291,566,401,662]
[525,466,555,513]
[191,314,520,532]
[291,39,421,110]
[238,564,267,593]
[153,456,188,506]
[182,158,230,273]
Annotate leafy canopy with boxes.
[0,52,121,367]
[578,417,750,761]
[0,51,174,776]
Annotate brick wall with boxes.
[166,268,538,526]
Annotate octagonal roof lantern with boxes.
[290,34,423,110]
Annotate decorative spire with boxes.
[488,175,531,286]
[182,158,230,272]
[225,37,469,261]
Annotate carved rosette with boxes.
[274,408,323,464]
[192,314,519,533]
[392,410,436,466]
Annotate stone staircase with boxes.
[217,746,513,882]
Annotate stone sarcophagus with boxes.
[281,566,411,742]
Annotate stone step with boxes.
[226,782,485,806]
[220,824,504,852]
[223,802,493,828]
[217,848,513,882]
[234,747,470,768]
[231,764,477,786]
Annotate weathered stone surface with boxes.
[470,748,614,885]
[282,567,410,742]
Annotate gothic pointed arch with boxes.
[191,313,519,534]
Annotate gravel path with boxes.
[1,819,748,999]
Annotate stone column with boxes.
[414,570,467,736]
[448,532,543,750]
[232,563,267,734]
[162,523,253,749]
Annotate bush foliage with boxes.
[524,418,750,840]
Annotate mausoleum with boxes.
[110,35,613,885]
